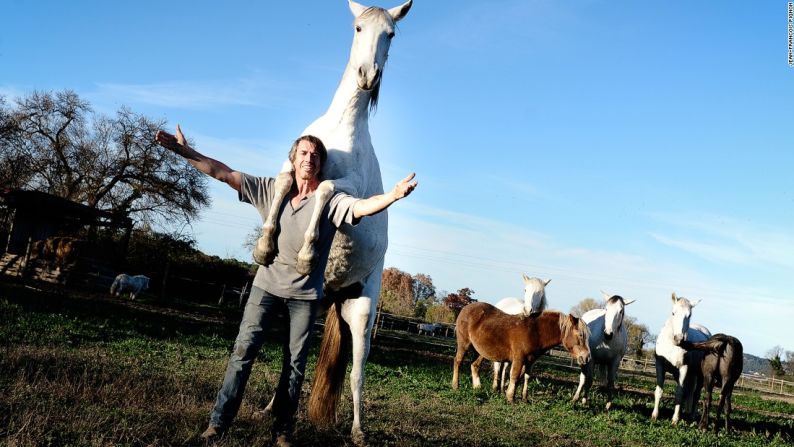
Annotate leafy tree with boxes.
[425,303,456,324]
[768,345,786,377]
[380,267,414,317]
[443,287,476,317]
[0,90,209,231]
[569,297,602,318]
[412,273,436,319]
[785,350,794,376]
[624,316,653,358]
[412,273,435,301]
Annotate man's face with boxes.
[292,140,322,181]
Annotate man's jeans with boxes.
[208,286,319,434]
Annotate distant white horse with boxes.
[651,293,711,424]
[489,275,550,396]
[417,322,441,336]
[110,274,150,300]
[571,292,635,410]
[254,1,413,444]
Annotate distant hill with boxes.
[743,352,771,375]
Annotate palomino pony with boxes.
[651,293,711,424]
[571,292,635,410]
[681,334,744,433]
[254,1,413,444]
[490,275,550,395]
[452,302,591,403]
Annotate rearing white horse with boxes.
[255,1,412,444]
[571,292,635,410]
[651,292,711,424]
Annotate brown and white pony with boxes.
[452,302,591,402]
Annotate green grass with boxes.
[1,282,792,446]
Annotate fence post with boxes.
[372,299,383,340]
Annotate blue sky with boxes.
[3,0,792,357]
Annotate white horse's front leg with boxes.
[254,166,293,265]
[605,360,619,411]
[651,385,663,421]
[672,365,688,425]
[573,370,586,404]
[296,180,335,274]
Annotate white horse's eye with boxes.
[356,25,362,32]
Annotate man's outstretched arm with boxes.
[156,124,242,191]
[353,173,418,219]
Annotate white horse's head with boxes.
[669,292,700,345]
[348,0,412,105]
[600,291,635,341]
[522,274,550,316]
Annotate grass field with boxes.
[1,282,792,446]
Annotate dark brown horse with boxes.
[681,333,743,433]
[452,302,591,402]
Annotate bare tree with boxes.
[0,90,209,230]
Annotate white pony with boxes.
[571,292,635,410]
[109,274,150,300]
[417,322,441,336]
[651,292,711,424]
[255,1,412,444]
[488,275,550,396]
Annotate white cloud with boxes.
[0,85,28,102]
[649,212,794,269]
[90,76,297,111]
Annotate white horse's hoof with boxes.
[605,401,612,411]
[296,244,317,275]
[651,411,659,421]
[352,428,367,447]
[253,235,276,265]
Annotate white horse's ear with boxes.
[544,278,551,286]
[690,299,701,307]
[522,273,530,284]
[388,0,412,22]
[671,292,678,303]
[623,299,636,306]
[601,290,611,300]
[349,0,368,17]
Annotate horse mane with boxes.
[557,311,589,338]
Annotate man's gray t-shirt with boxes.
[239,173,360,300]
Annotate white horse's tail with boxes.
[308,296,352,426]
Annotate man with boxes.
[155,125,417,446]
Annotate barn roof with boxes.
[0,188,133,228]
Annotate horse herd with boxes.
[451,275,744,434]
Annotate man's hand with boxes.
[392,172,418,200]
[155,124,190,156]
